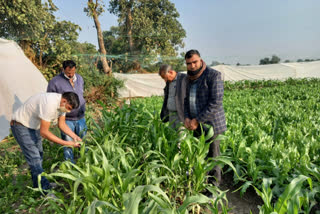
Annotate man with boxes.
[47,60,86,163]
[159,64,187,129]
[183,49,227,186]
[10,92,82,191]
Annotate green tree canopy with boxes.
[270,55,280,64]
[108,0,186,72]
[0,0,81,79]
[259,55,281,65]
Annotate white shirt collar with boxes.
[64,73,77,82]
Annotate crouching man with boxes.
[10,92,82,191]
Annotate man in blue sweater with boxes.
[47,60,87,163]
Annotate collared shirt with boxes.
[167,76,177,112]
[12,93,65,130]
[64,73,77,83]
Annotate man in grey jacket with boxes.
[159,64,187,129]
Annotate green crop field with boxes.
[1,78,319,213]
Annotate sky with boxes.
[54,0,320,65]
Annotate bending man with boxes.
[10,92,82,191]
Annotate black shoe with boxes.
[208,176,221,187]
[202,189,217,200]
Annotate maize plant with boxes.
[40,78,320,213]
[43,97,232,213]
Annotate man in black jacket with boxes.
[184,50,227,186]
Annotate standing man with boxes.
[10,92,82,191]
[183,50,227,186]
[159,64,187,129]
[47,60,87,163]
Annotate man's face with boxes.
[60,99,73,112]
[186,54,202,71]
[64,66,76,79]
[160,70,175,83]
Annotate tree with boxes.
[85,0,112,75]
[0,0,81,79]
[109,0,134,54]
[259,55,280,65]
[71,41,98,68]
[0,0,55,62]
[210,61,222,66]
[270,55,280,64]
[103,26,126,55]
[259,57,270,65]
[108,0,186,72]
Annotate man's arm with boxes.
[184,86,191,119]
[40,119,80,147]
[160,85,169,122]
[58,116,82,142]
[196,71,224,123]
[184,82,192,129]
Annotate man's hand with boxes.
[73,141,81,148]
[184,118,191,130]
[190,119,199,130]
[72,136,82,148]
[73,136,82,142]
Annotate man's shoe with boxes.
[46,193,58,200]
[202,189,217,201]
[208,176,221,187]
[50,182,58,189]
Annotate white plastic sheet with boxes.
[0,38,48,141]
[114,73,165,98]
[215,61,320,81]
[114,61,320,98]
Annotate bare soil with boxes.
[220,171,263,214]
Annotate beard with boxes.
[187,63,203,76]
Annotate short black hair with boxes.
[185,49,201,59]
[62,92,80,109]
[62,60,76,69]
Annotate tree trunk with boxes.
[89,0,111,75]
[126,1,134,54]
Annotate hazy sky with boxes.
[54,0,320,65]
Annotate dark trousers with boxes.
[194,125,222,185]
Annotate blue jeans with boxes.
[11,123,51,190]
[60,118,87,163]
